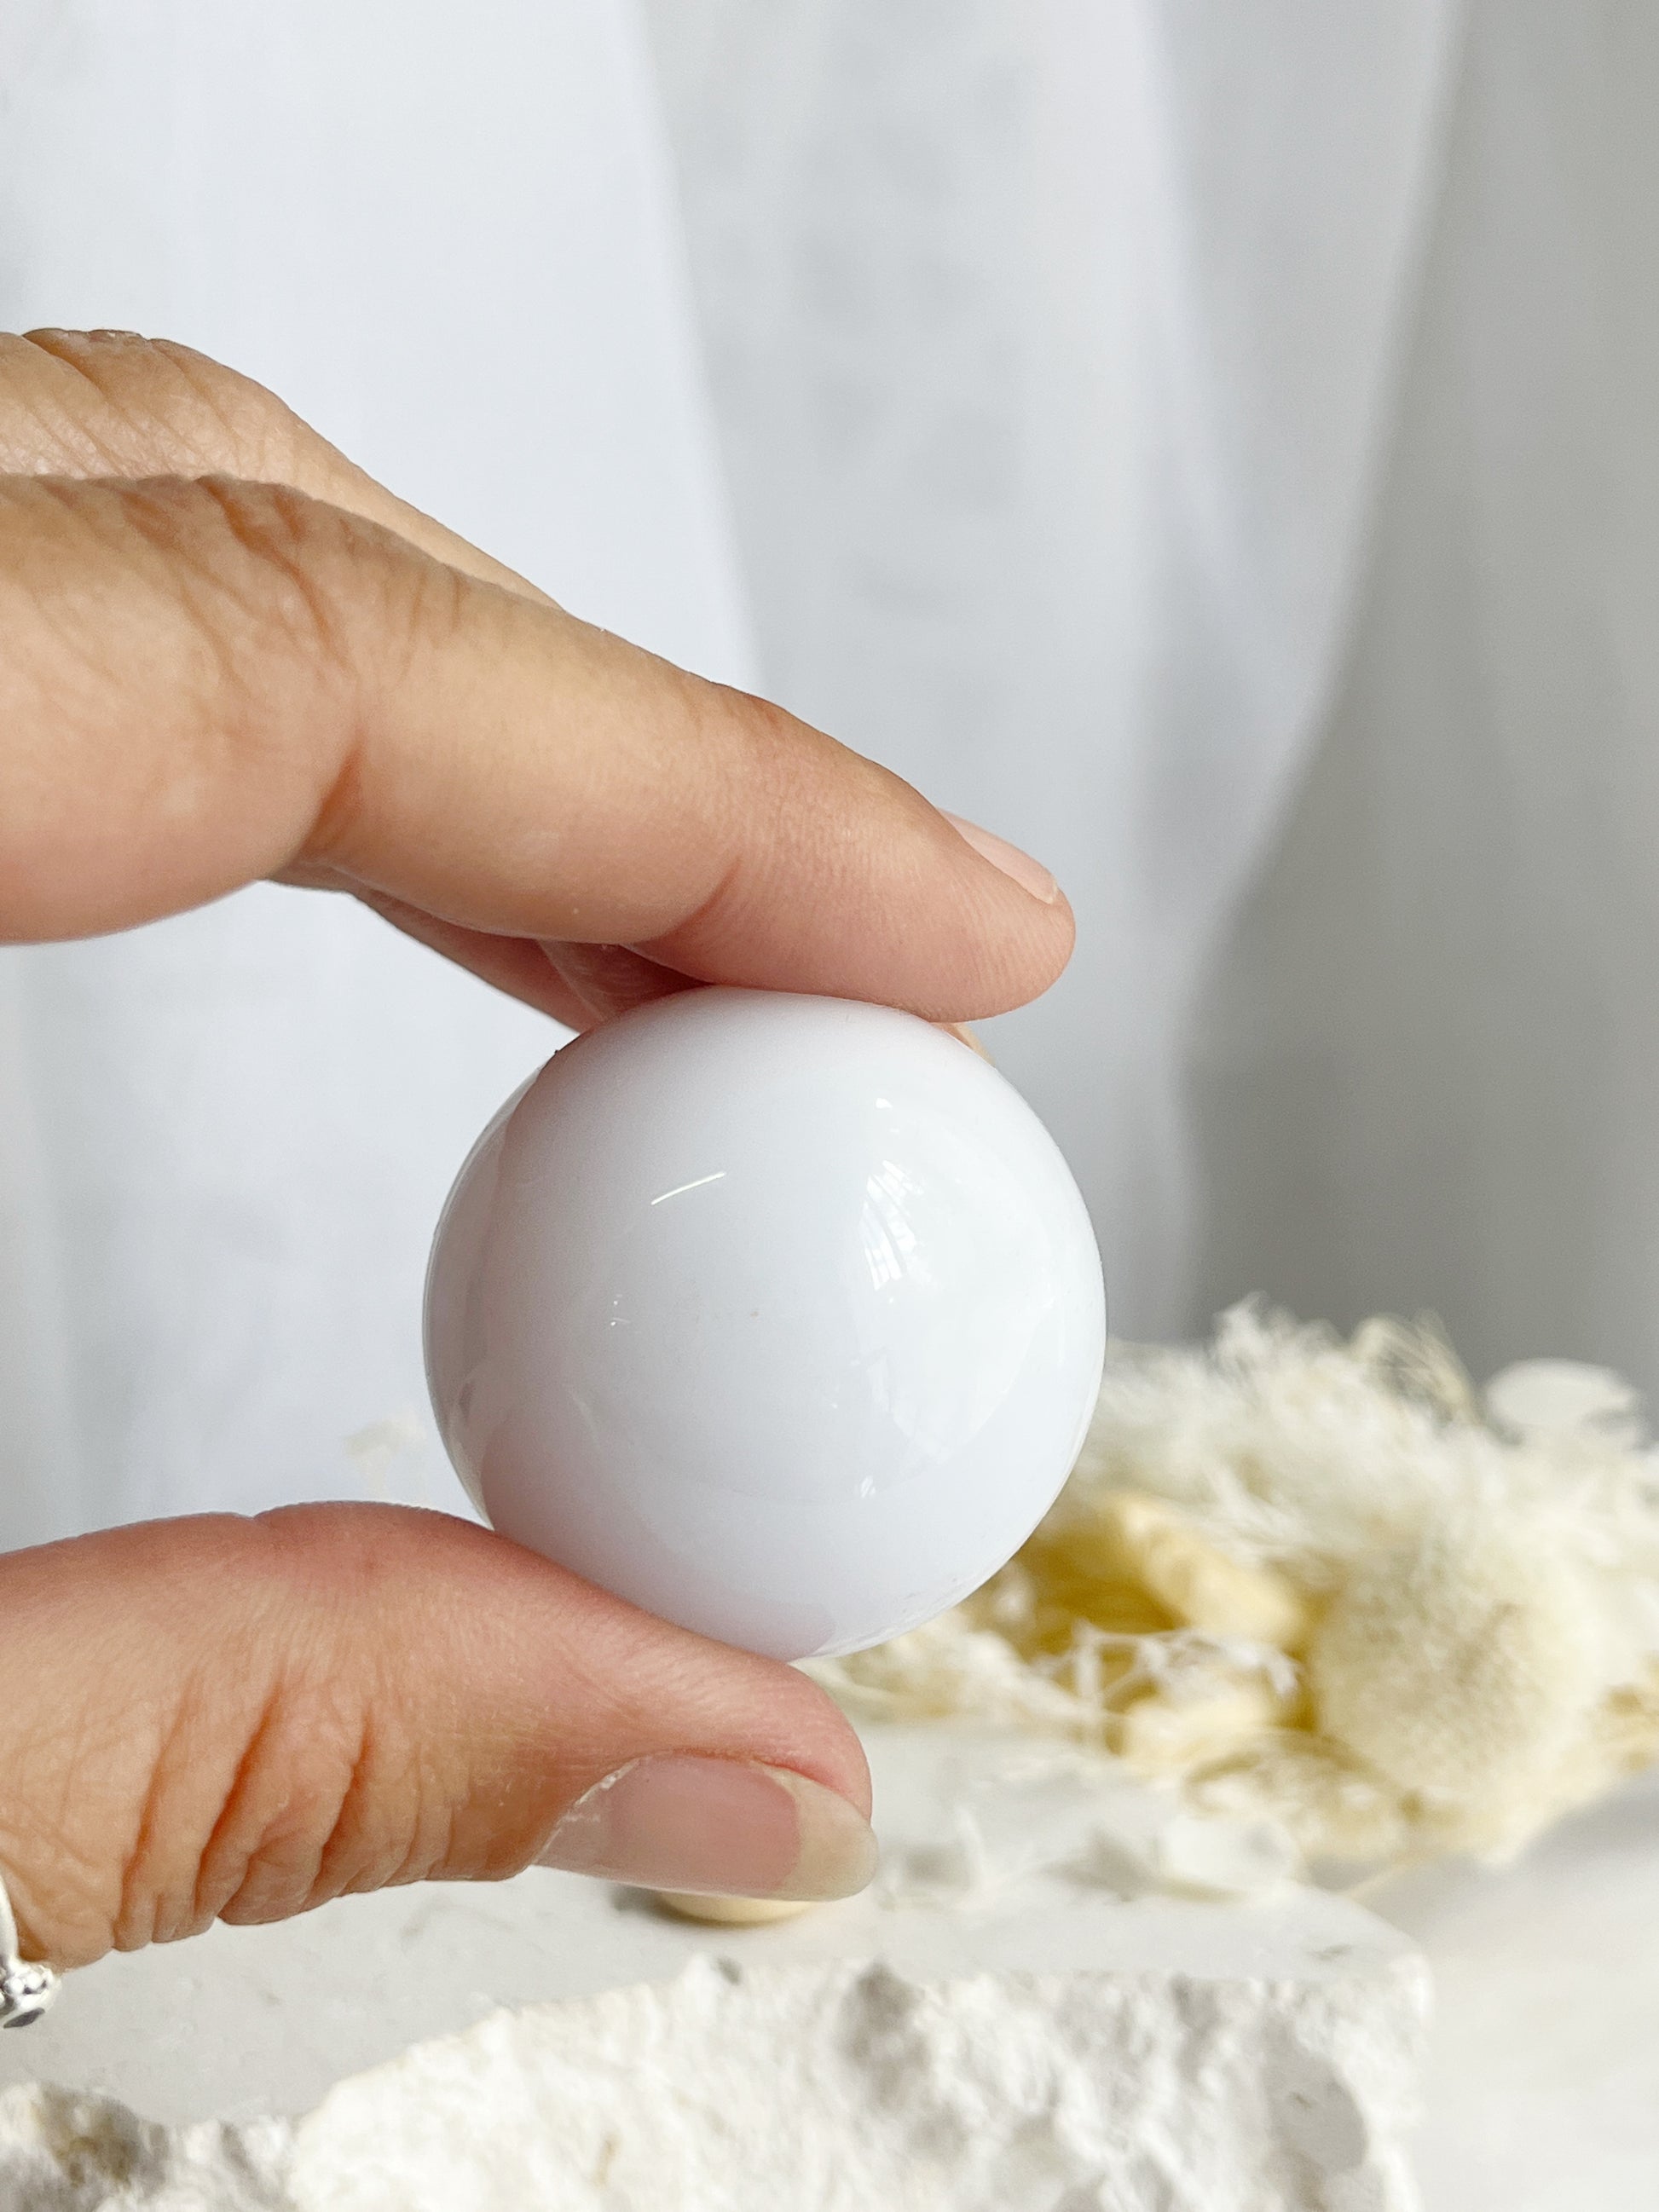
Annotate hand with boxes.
[0,331,1072,1970]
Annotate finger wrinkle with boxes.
[322,1709,434,1898]
[16,330,285,482]
[0,333,142,474]
[188,1689,314,1937]
[145,337,302,477]
[125,1682,246,1951]
[192,477,358,673]
[314,1701,454,1903]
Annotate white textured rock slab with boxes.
[0,1728,1428,2210]
[0,1955,1425,2212]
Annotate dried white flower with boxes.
[811,1304,1659,1866]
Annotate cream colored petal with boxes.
[652,1892,823,1926]
[1117,1676,1287,1775]
[1098,1494,1309,1649]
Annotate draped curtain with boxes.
[3,0,1656,1547]
[0,0,751,1544]
[646,0,1659,1392]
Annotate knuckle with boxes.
[91,473,381,727]
[134,1528,442,1943]
[0,1514,454,1970]
[195,475,445,690]
[0,476,371,924]
[188,476,360,672]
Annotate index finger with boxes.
[0,473,1071,1022]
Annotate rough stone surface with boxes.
[0,1951,1426,2212]
[0,1728,1428,2209]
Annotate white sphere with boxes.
[424,988,1106,1660]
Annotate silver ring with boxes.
[0,1871,58,2029]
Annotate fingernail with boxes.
[945,813,1060,904]
[536,1757,879,1902]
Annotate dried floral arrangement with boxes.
[811,1306,1659,1867]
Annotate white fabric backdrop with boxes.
[3,0,1656,1547]
[0,0,754,1545]
[643,0,1454,1334]
[645,0,1659,1393]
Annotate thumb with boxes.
[0,1505,875,1972]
